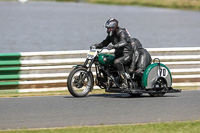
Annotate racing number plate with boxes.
[158,67,168,78]
[87,49,97,59]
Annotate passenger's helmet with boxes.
[104,18,118,36]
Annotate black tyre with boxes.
[148,93,165,97]
[67,67,94,97]
[149,77,167,97]
[129,93,142,97]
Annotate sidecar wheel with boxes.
[67,67,94,97]
[149,77,167,97]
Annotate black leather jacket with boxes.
[129,38,152,73]
[94,27,132,58]
[130,38,143,65]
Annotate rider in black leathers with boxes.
[91,18,152,88]
[91,18,132,88]
[129,38,152,78]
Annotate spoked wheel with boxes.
[149,77,167,97]
[67,67,94,97]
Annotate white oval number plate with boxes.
[158,67,168,78]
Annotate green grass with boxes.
[86,0,200,10]
[0,89,108,98]
[1,0,199,10]
[0,120,200,133]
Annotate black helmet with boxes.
[104,18,118,36]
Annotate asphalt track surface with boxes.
[0,90,200,129]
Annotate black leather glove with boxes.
[107,44,114,50]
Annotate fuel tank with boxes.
[98,53,115,66]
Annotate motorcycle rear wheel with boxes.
[67,67,93,97]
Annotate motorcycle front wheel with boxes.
[67,67,94,97]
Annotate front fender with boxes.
[73,65,87,69]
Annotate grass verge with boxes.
[0,89,107,98]
[2,0,199,11]
[86,0,200,10]
[0,120,200,133]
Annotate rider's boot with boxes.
[115,62,129,90]
[120,73,128,89]
[129,66,135,74]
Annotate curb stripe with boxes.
[0,81,19,86]
[0,53,21,57]
[0,75,20,80]
[0,67,21,71]
[0,60,21,66]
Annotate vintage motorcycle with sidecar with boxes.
[67,48,181,97]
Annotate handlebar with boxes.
[98,47,109,53]
[90,47,109,53]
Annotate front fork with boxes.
[81,58,95,91]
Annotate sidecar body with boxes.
[142,63,172,89]
[129,60,181,95]
[105,58,181,96]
